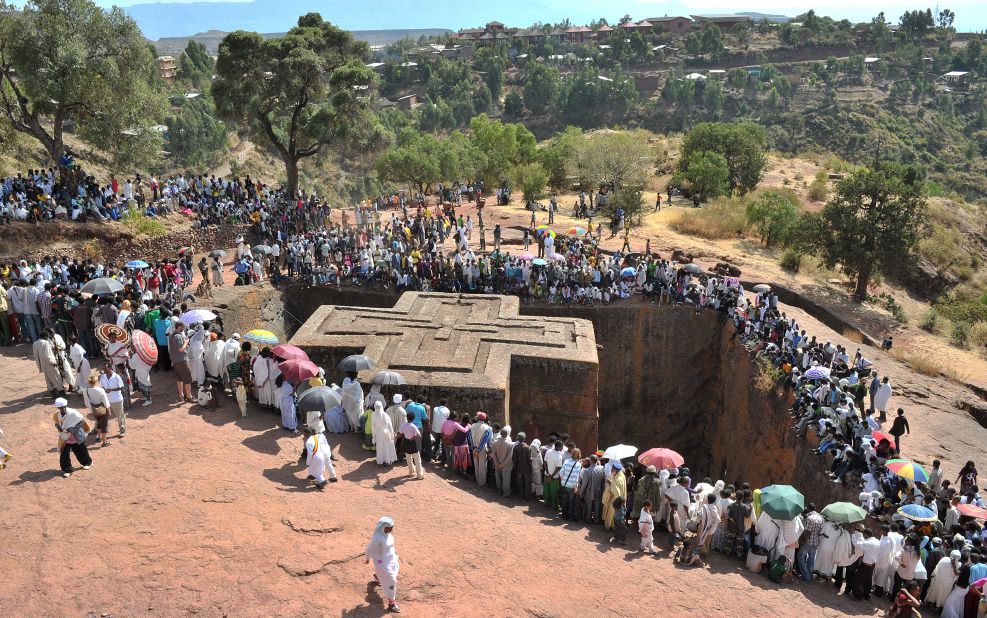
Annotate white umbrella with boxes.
[602,444,638,461]
[804,366,831,380]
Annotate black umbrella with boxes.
[81,277,124,295]
[371,370,406,386]
[209,250,227,258]
[681,263,704,275]
[337,354,374,372]
[297,386,343,413]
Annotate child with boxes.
[639,499,656,554]
[83,374,112,447]
[667,500,683,546]
[0,428,10,470]
[889,581,921,617]
[610,496,628,545]
[675,538,704,567]
[233,377,247,417]
[197,382,218,410]
[767,556,792,584]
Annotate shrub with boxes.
[780,248,803,272]
[951,322,971,348]
[808,177,828,201]
[745,188,801,247]
[919,309,941,333]
[121,209,168,238]
[970,322,987,351]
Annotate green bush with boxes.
[780,248,803,272]
[919,309,941,333]
[808,177,828,201]
[951,321,970,348]
[121,208,168,237]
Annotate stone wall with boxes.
[101,223,252,262]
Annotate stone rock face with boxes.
[903,257,958,300]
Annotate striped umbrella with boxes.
[244,329,279,345]
[126,260,149,269]
[95,323,130,346]
[885,459,930,483]
[131,329,158,365]
[568,226,587,236]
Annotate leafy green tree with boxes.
[613,183,646,225]
[468,114,536,185]
[375,129,443,194]
[681,150,729,199]
[679,121,767,194]
[523,63,561,115]
[571,131,650,191]
[213,14,375,196]
[745,188,801,247]
[166,96,227,168]
[701,24,725,58]
[539,126,582,190]
[803,163,927,300]
[511,162,548,202]
[503,92,523,118]
[0,0,165,165]
[937,8,955,29]
[473,48,506,100]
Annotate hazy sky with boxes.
[92,0,987,31]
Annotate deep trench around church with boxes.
[281,286,848,505]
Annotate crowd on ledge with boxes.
[2,166,985,617]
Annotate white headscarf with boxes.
[365,516,394,562]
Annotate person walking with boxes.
[639,500,657,554]
[99,364,126,439]
[398,411,424,480]
[889,408,910,453]
[303,429,337,490]
[365,516,401,613]
[169,321,193,403]
[874,376,892,422]
[53,397,92,478]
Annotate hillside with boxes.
[150,28,454,55]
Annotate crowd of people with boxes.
[4,163,986,616]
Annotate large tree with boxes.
[805,163,926,300]
[213,14,375,197]
[570,131,651,193]
[681,150,729,200]
[375,129,444,195]
[679,121,767,195]
[0,0,164,165]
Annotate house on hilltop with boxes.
[155,56,177,84]
[691,14,753,32]
[648,16,694,35]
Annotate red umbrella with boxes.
[278,359,320,382]
[131,330,158,365]
[958,503,987,519]
[272,344,309,362]
[869,431,894,445]
[637,447,685,470]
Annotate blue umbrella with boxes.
[896,503,937,522]
[126,260,149,269]
[531,258,547,266]
[233,260,250,274]
[620,266,636,278]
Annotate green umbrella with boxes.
[759,484,805,521]
[821,502,868,524]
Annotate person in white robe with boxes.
[33,333,67,396]
[365,516,400,612]
[695,495,720,554]
[304,431,336,488]
[187,325,207,386]
[777,515,805,563]
[386,394,406,433]
[754,511,781,557]
[222,335,241,388]
[204,335,224,384]
[279,378,297,431]
[874,527,904,593]
[364,383,386,411]
[51,332,75,390]
[814,520,840,579]
[341,375,364,431]
[252,351,278,407]
[128,354,153,406]
[69,337,91,396]
[371,401,397,465]
[663,477,691,530]
[926,550,961,609]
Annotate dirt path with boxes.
[2,346,893,617]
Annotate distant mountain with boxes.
[124,0,613,40]
[151,28,453,56]
[736,12,793,23]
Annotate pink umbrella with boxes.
[637,447,685,470]
[272,344,309,362]
[869,431,894,445]
[519,253,535,260]
[278,359,320,382]
[958,503,987,519]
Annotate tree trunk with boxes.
[285,156,299,199]
[50,112,65,162]
[854,263,872,302]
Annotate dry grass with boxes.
[888,347,943,377]
[668,199,748,240]
[842,328,864,344]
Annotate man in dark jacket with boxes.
[512,432,532,500]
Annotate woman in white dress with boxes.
[926,550,961,610]
[813,520,840,579]
[278,376,297,432]
[252,349,278,408]
[341,375,364,431]
[365,516,400,613]
[371,401,397,466]
[187,325,207,386]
